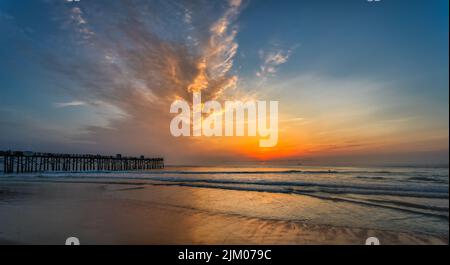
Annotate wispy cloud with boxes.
[68,6,94,44]
[187,0,241,99]
[0,10,13,21]
[256,47,295,81]
[54,101,86,108]
[280,117,305,123]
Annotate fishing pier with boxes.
[0,151,164,174]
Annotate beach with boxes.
[0,166,448,245]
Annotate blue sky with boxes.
[0,0,448,165]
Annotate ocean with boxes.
[0,164,448,244]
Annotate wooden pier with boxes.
[0,151,164,174]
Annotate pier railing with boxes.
[0,151,164,174]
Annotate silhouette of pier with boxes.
[0,151,164,174]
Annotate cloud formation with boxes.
[54,101,86,108]
[256,48,293,80]
[41,0,247,163]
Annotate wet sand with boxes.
[0,181,447,245]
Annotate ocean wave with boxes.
[366,198,449,213]
[297,188,449,199]
[356,176,387,180]
[3,173,448,200]
[162,169,399,175]
[23,174,447,195]
[45,169,394,175]
[408,176,448,183]
[292,191,449,220]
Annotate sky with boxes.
[0,0,448,166]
